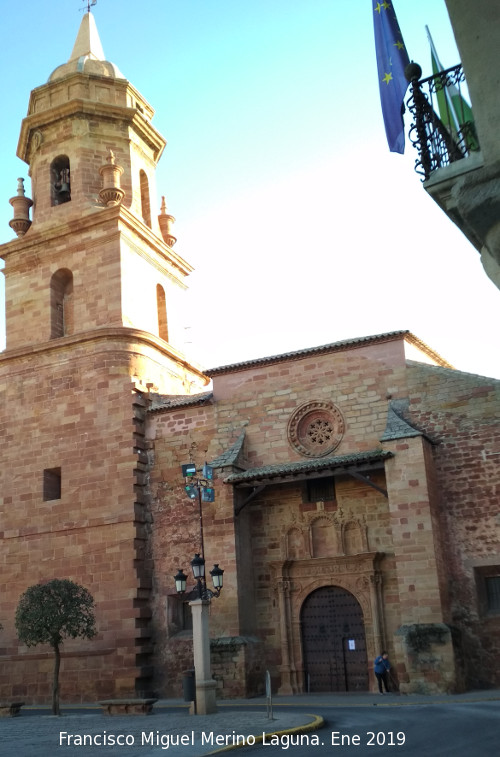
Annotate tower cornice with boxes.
[118,204,194,277]
[18,77,164,164]
[1,203,192,278]
[0,326,209,385]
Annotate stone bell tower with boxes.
[6,11,195,357]
[0,12,207,703]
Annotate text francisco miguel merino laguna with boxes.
[59,730,322,749]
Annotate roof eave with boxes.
[225,450,393,488]
[205,331,423,376]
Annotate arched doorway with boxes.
[300,586,368,692]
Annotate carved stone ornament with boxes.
[32,130,43,153]
[287,400,345,457]
[99,149,125,207]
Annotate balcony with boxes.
[404,62,500,285]
[405,63,480,181]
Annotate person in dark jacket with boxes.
[374,651,391,694]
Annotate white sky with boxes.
[0,0,498,378]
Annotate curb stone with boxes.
[207,714,325,754]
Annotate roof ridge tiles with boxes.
[204,330,451,376]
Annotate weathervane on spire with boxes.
[81,0,97,12]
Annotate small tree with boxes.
[15,579,96,715]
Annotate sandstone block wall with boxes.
[0,328,206,703]
[148,339,413,694]
[148,341,500,696]
[0,344,144,702]
[406,362,500,688]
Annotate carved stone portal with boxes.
[283,510,369,560]
[273,552,385,695]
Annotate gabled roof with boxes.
[205,331,452,376]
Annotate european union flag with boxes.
[373,1,410,153]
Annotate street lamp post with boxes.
[174,463,223,715]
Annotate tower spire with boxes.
[48,5,123,81]
[70,7,104,62]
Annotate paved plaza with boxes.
[1,691,499,757]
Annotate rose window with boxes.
[306,419,334,446]
[287,401,345,457]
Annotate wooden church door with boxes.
[301,586,368,692]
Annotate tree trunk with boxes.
[52,643,61,715]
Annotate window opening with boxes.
[43,468,61,501]
[475,566,500,615]
[306,477,335,503]
[486,576,500,612]
[50,269,74,338]
[139,170,151,227]
[166,595,193,636]
[156,284,168,341]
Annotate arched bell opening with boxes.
[50,155,71,206]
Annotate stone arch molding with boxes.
[273,553,386,695]
[284,508,369,560]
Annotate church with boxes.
[0,12,499,704]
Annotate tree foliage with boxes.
[15,579,97,714]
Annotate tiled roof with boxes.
[224,449,393,485]
[148,391,213,413]
[380,400,423,441]
[210,431,246,468]
[204,330,450,376]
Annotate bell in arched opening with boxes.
[51,155,71,206]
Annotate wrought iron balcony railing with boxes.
[405,62,479,181]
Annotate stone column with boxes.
[277,579,293,695]
[190,598,217,714]
[370,573,385,656]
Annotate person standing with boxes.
[374,651,391,694]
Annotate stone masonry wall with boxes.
[0,344,143,702]
[0,327,203,703]
[3,213,125,351]
[149,341,500,696]
[147,401,248,697]
[406,362,500,689]
[148,338,414,695]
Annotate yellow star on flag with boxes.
[373,0,410,152]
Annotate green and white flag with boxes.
[426,26,478,150]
